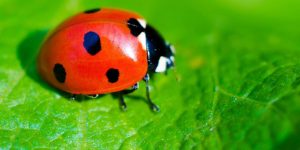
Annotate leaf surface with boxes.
[0,0,300,149]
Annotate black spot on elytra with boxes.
[83,31,101,55]
[106,68,119,83]
[53,63,66,83]
[84,8,101,14]
[127,18,145,37]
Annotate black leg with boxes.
[118,83,138,111]
[144,74,160,112]
[87,94,99,99]
[119,93,127,111]
[121,83,139,95]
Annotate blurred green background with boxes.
[1,0,300,149]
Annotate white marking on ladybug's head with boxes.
[137,32,147,51]
[170,44,176,54]
[155,56,168,72]
[166,41,175,54]
[137,19,147,29]
[170,56,175,62]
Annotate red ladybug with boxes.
[37,8,175,111]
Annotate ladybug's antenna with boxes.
[168,44,179,82]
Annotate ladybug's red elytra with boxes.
[37,8,175,111]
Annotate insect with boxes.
[37,8,175,111]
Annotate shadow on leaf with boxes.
[17,30,65,96]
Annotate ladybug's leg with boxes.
[119,94,127,111]
[119,83,139,111]
[122,83,139,94]
[87,94,100,99]
[70,94,77,100]
[144,74,160,112]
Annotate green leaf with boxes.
[1,0,300,149]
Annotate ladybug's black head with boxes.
[144,25,175,73]
[127,18,175,73]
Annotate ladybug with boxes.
[37,8,175,111]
